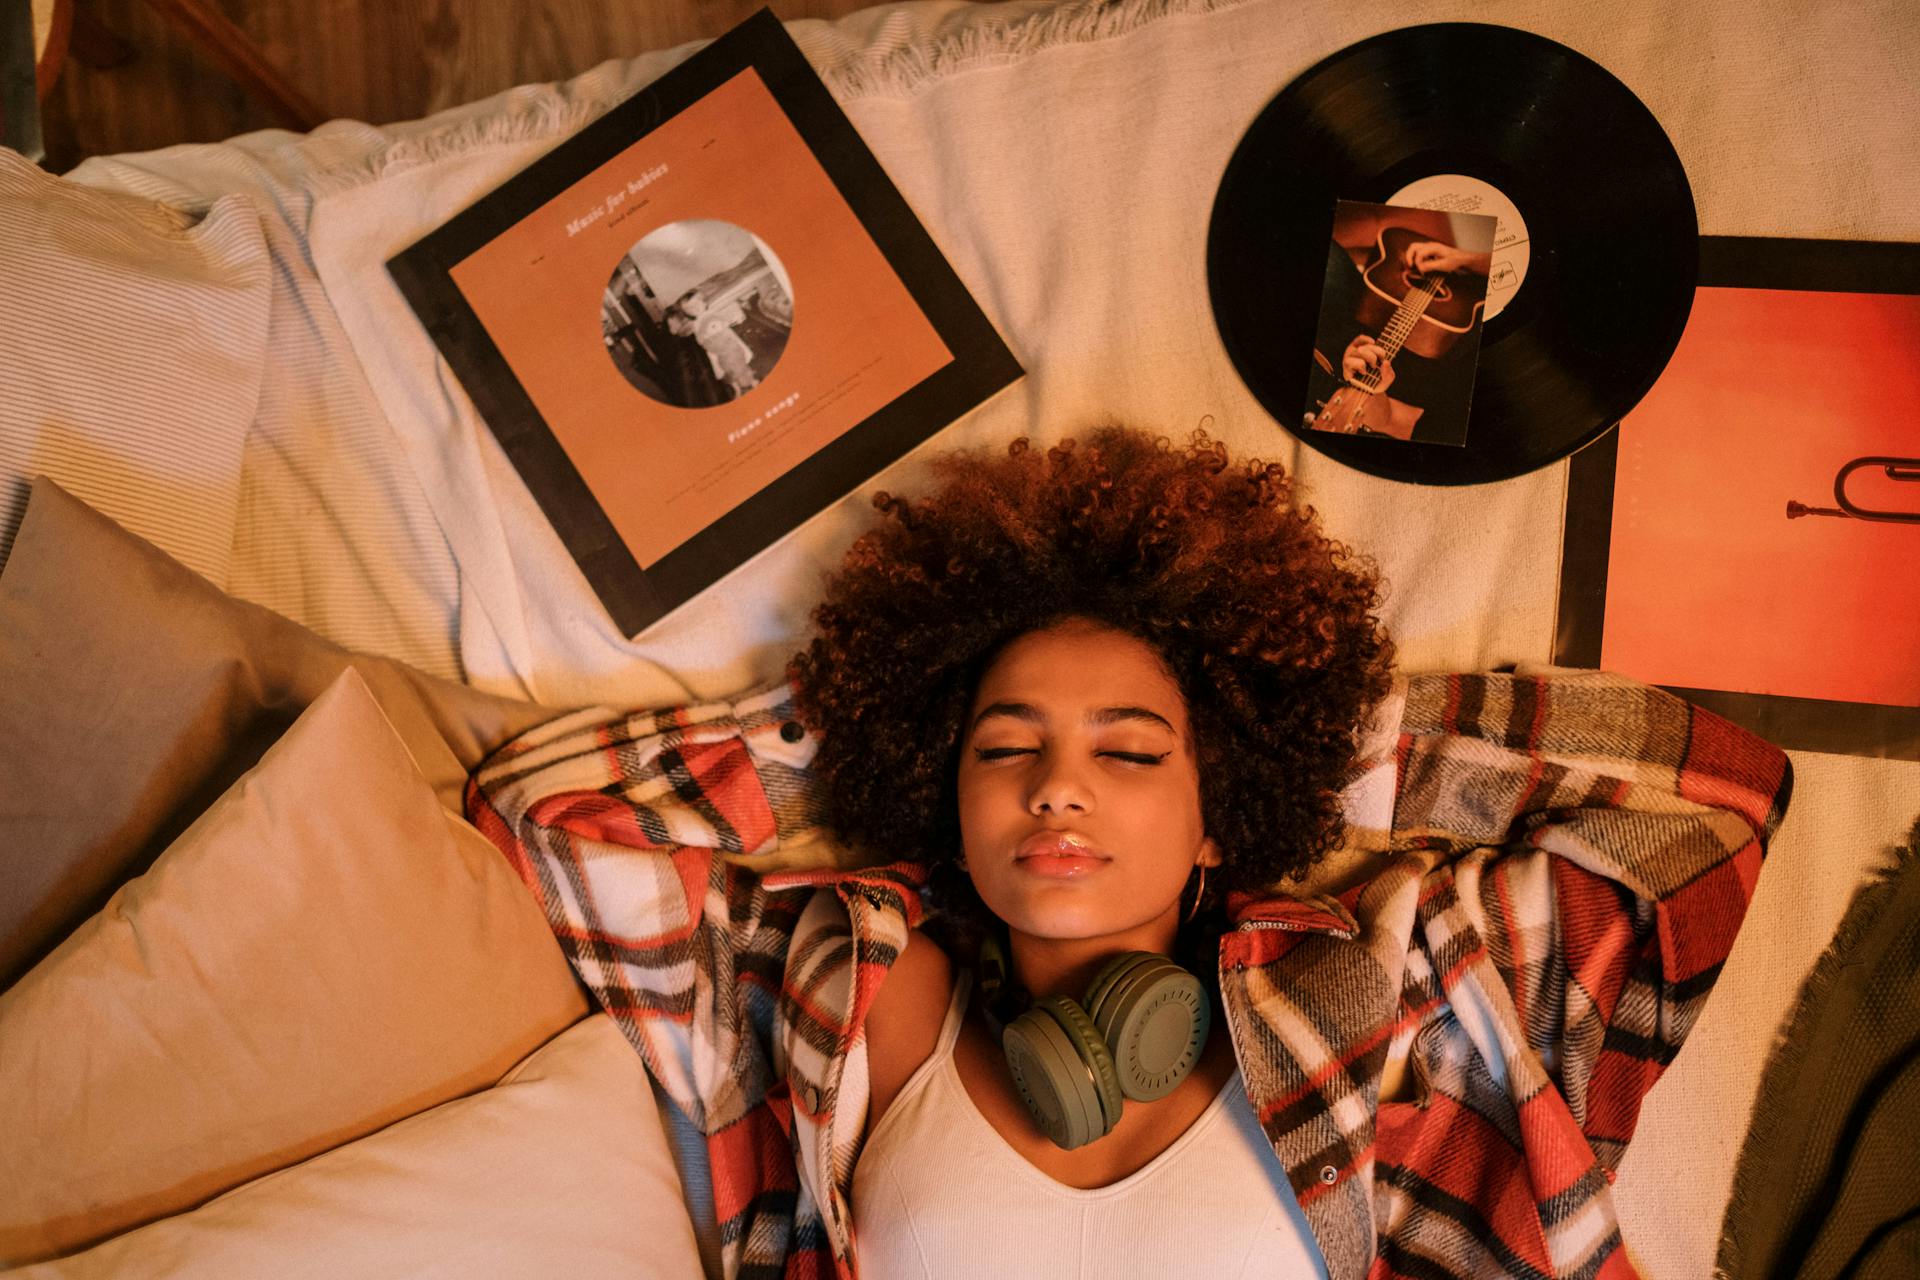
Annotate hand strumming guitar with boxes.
[1401,240,1493,278]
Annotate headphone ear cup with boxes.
[1084,951,1161,1024]
[1036,994,1124,1132]
[996,953,1210,1149]
[1087,957,1209,1102]
[1085,952,1166,1036]
[1002,1000,1115,1150]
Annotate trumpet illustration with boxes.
[1786,456,1920,526]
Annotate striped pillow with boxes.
[0,149,269,586]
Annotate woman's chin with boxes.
[988,892,1177,945]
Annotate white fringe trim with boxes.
[822,0,1255,98]
[305,0,1256,195]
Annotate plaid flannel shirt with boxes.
[467,670,1790,1280]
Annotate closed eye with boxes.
[970,747,1169,765]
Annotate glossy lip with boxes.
[1014,831,1112,876]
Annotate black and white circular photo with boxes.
[601,220,795,408]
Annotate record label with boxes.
[1385,173,1531,321]
[1206,23,1698,486]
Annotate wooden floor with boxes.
[41,0,971,174]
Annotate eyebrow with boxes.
[970,701,1177,735]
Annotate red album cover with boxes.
[1558,237,1920,758]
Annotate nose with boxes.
[1027,755,1093,816]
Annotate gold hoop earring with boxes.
[1185,864,1207,924]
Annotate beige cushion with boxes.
[2,1015,702,1280]
[0,149,266,586]
[0,670,588,1266]
[0,477,562,989]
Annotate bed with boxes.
[2,0,1916,1274]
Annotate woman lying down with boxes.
[469,425,1789,1280]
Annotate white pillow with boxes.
[3,1015,703,1279]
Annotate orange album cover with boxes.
[1601,286,1919,709]
[449,67,951,572]
[388,10,1021,635]
[1557,236,1920,759]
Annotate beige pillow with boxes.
[2,1015,702,1280]
[0,670,588,1266]
[0,148,265,586]
[0,477,561,989]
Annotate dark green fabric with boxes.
[1718,818,1920,1280]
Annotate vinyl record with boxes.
[1207,23,1697,485]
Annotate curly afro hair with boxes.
[788,423,1394,913]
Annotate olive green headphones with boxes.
[979,935,1210,1150]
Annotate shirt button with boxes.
[780,720,806,743]
[1319,1165,1339,1185]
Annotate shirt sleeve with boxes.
[463,683,822,1134]
[467,684,924,1276]
[1393,670,1792,1168]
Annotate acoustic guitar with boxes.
[1309,227,1488,438]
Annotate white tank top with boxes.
[851,971,1327,1279]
